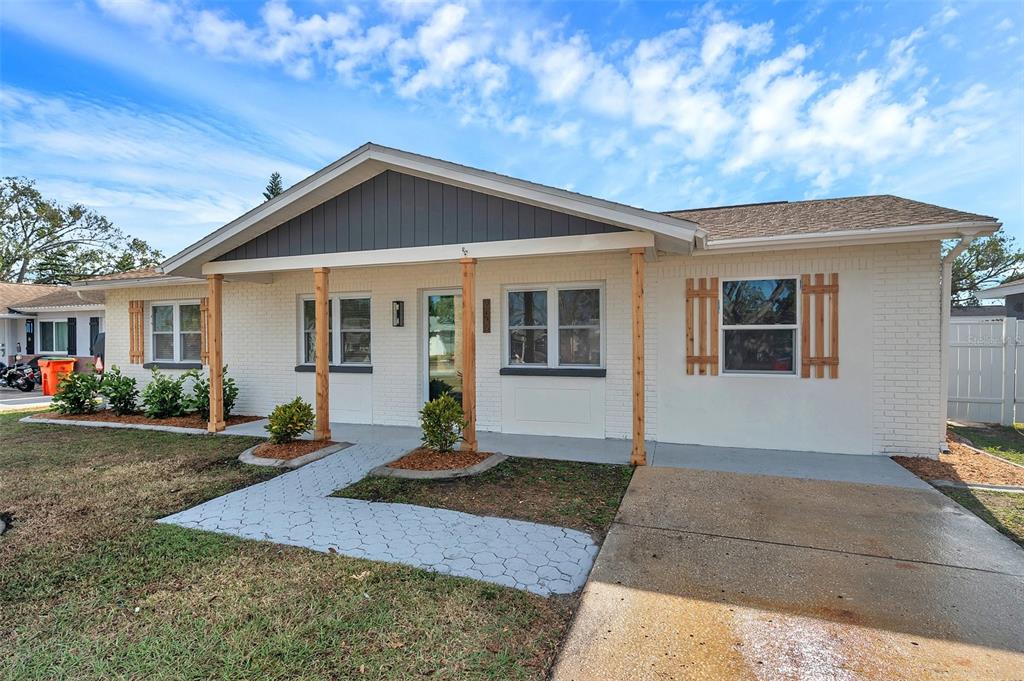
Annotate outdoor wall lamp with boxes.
[392,300,405,327]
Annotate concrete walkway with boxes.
[553,465,1024,680]
[161,425,598,596]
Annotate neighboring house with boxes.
[973,278,1024,318]
[0,282,105,362]
[73,143,1001,459]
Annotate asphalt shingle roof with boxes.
[665,195,998,242]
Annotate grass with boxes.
[939,487,1024,548]
[948,424,1024,466]
[333,456,635,540]
[0,413,574,679]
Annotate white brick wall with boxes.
[104,240,942,456]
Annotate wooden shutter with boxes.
[800,273,839,378]
[128,300,145,364]
[685,277,719,375]
[66,317,77,355]
[199,297,209,365]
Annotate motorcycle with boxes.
[0,356,37,392]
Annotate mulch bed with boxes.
[252,439,336,461]
[387,447,492,471]
[893,436,1024,487]
[35,411,262,430]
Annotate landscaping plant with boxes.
[266,397,315,444]
[419,393,465,453]
[51,369,101,415]
[141,368,186,419]
[182,366,238,419]
[98,366,138,415]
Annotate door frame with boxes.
[421,288,462,404]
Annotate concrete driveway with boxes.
[553,456,1024,680]
[0,386,49,411]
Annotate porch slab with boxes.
[161,425,598,596]
[648,441,931,489]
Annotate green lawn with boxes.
[940,488,1024,548]
[0,413,573,679]
[334,457,634,541]
[949,424,1024,466]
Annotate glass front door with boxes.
[425,292,462,403]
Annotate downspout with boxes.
[938,235,977,451]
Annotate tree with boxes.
[263,172,284,201]
[0,177,163,284]
[948,230,1024,306]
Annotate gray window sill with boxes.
[294,365,373,374]
[499,367,606,377]
[143,362,202,370]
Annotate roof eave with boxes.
[694,220,1000,255]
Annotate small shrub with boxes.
[182,366,239,419]
[419,393,465,453]
[266,397,315,444]
[141,368,185,419]
[98,366,138,415]
[51,369,101,415]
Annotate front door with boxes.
[424,291,462,404]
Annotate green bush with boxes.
[141,368,186,419]
[182,367,238,419]
[266,397,315,444]
[98,366,138,415]
[51,369,101,415]
[419,393,465,453]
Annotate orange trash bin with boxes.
[39,358,78,396]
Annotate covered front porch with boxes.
[199,232,655,465]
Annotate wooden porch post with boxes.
[206,274,225,433]
[630,248,646,465]
[461,257,477,452]
[313,267,332,441]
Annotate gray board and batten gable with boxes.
[215,169,625,261]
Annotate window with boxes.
[301,296,370,365]
[506,285,602,368]
[721,278,797,374]
[151,302,201,363]
[39,320,69,353]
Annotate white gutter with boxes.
[939,235,980,450]
[696,221,999,254]
[71,275,203,291]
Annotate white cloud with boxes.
[0,86,312,249]
[996,18,1015,31]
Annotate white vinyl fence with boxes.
[948,316,1024,425]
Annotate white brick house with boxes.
[75,144,1001,460]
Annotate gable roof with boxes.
[667,195,998,244]
[13,288,104,311]
[161,143,704,277]
[976,277,1024,300]
[0,281,59,311]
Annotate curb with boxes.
[930,479,1024,495]
[370,453,508,480]
[22,415,211,435]
[239,442,351,469]
[21,415,263,438]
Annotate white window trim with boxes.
[38,320,70,355]
[148,300,202,363]
[297,293,372,366]
[719,275,800,376]
[503,282,606,370]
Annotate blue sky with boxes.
[2,0,1022,255]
